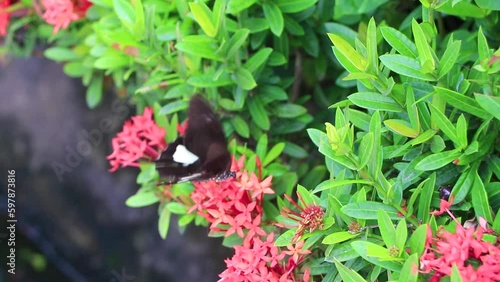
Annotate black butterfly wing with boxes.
[184,95,232,176]
[155,95,232,184]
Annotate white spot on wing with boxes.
[173,145,199,166]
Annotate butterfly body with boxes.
[155,95,235,184]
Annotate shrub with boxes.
[3,0,500,281]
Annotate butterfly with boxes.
[155,95,236,184]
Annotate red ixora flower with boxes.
[189,156,273,241]
[41,0,92,34]
[281,193,325,242]
[421,197,500,281]
[218,232,311,282]
[107,107,167,172]
[0,0,10,36]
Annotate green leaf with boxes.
[189,2,216,37]
[44,47,80,61]
[399,254,419,281]
[159,100,189,115]
[94,55,131,69]
[126,192,159,207]
[438,40,461,79]
[328,33,367,71]
[256,134,268,160]
[334,261,368,282]
[275,0,318,13]
[434,87,490,119]
[322,231,359,245]
[158,204,171,239]
[415,149,461,171]
[471,172,493,222]
[348,92,403,112]
[351,241,402,272]
[187,73,233,87]
[313,179,373,193]
[113,0,135,27]
[380,26,417,58]
[427,103,460,146]
[166,202,188,214]
[283,142,308,158]
[474,94,500,121]
[358,132,374,170]
[273,103,308,118]
[263,2,284,36]
[263,142,285,166]
[175,36,221,60]
[384,119,419,138]
[225,29,250,58]
[133,0,145,39]
[86,76,103,109]
[411,19,435,73]
[477,26,490,62]
[456,114,468,148]
[342,202,399,220]
[227,0,256,14]
[380,54,436,81]
[409,224,427,256]
[275,229,295,246]
[230,115,250,138]
[232,67,257,90]
[475,0,500,10]
[248,97,270,130]
[378,210,396,247]
[244,48,272,73]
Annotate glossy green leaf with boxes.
[475,0,500,10]
[273,103,308,118]
[452,166,476,203]
[166,202,188,214]
[456,114,468,148]
[227,0,257,14]
[256,134,268,160]
[348,92,403,112]
[275,0,318,13]
[126,191,159,207]
[474,93,500,121]
[86,76,103,109]
[113,0,135,27]
[438,40,461,79]
[187,73,233,87]
[384,119,419,138]
[263,2,284,36]
[189,2,216,37]
[334,260,367,282]
[225,29,250,58]
[409,224,427,256]
[380,26,417,58]
[44,47,80,61]
[231,115,250,138]
[328,33,367,71]
[244,48,272,73]
[342,202,399,220]
[417,173,434,223]
[411,19,435,73]
[94,55,131,69]
[358,132,374,170]
[158,204,171,239]
[351,241,402,272]
[232,67,257,90]
[159,100,189,115]
[471,172,493,222]
[415,149,461,171]
[248,97,270,130]
[477,27,490,62]
[380,54,436,81]
[398,254,419,282]
[434,87,490,119]
[283,142,308,158]
[378,210,396,247]
[263,142,285,166]
[428,103,460,146]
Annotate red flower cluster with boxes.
[281,194,325,242]
[219,233,311,282]
[421,199,500,281]
[41,0,91,34]
[189,156,273,240]
[107,107,167,172]
[0,0,10,36]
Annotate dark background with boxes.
[0,57,232,282]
